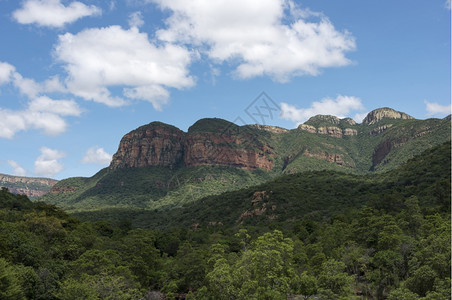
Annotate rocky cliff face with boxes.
[0,174,58,198]
[184,132,274,170]
[110,119,276,171]
[110,122,185,169]
[108,108,447,174]
[363,108,413,124]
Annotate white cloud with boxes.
[43,76,66,93]
[54,26,195,108]
[81,147,112,165]
[153,0,355,82]
[0,61,82,138]
[0,62,15,84]
[34,146,65,178]
[12,72,42,98]
[280,95,365,126]
[7,160,27,176]
[1,61,66,96]
[0,97,82,138]
[13,0,101,28]
[128,11,144,28]
[29,96,82,116]
[425,100,451,116]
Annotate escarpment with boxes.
[109,122,185,169]
[109,119,276,171]
[107,108,449,175]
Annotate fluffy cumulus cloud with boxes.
[81,147,112,165]
[0,96,82,138]
[425,100,451,117]
[0,61,81,138]
[0,61,66,97]
[13,0,101,28]
[280,95,365,126]
[54,26,195,109]
[0,62,15,84]
[34,147,65,178]
[152,0,356,82]
[7,160,27,177]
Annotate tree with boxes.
[317,259,354,298]
[405,265,437,297]
[296,271,317,299]
[205,230,296,299]
[387,287,419,300]
[0,258,24,299]
[56,278,99,300]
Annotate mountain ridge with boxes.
[0,173,58,198]
[39,107,451,211]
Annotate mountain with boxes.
[0,174,58,198]
[73,141,451,229]
[39,107,451,211]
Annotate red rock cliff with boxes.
[109,122,185,169]
[184,132,274,170]
[109,119,276,171]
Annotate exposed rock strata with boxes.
[0,174,58,198]
[184,132,275,170]
[363,108,413,125]
[110,122,185,169]
[110,120,275,171]
[369,124,393,135]
[298,125,357,137]
[303,149,350,167]
[343,128,358,136]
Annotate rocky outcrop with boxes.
[343,118,357,126]
[110,122,185,169]
[363,108,413,125]
[343,128,358,136]
[110,119,275,171]
[369,124,393,135]
[298,124,317,133]
[0,174,58,198]
[50,186,76,194]
[184,132,275,170]
[0,174,57,186]
[317,126,343,138]
[298,124,357,137]
[303,149,350,167]
[372,137,409,168]
[238,190,273,223]
[246,124,289,134]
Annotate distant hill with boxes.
[39,107,451,211]
[0,174,58,198]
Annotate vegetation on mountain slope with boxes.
[40,115,451,212]
[0,141,450,299]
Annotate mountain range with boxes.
[37,107,450,212]
[0,174,57,198]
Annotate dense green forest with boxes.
[0,142,450,299]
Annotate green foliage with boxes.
[0,258,24,299]
[205,230,296,299]
[0,142,449,299]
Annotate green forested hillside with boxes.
[0,141,450,299]
[39,116,451,212]
[75,141,451,230]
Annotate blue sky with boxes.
[0,0,450,180]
